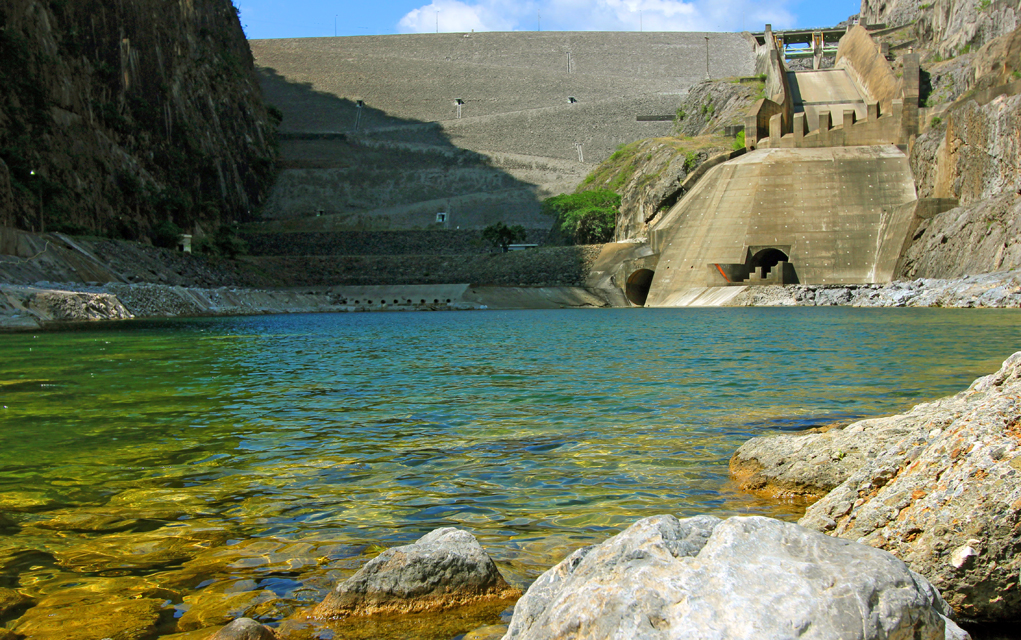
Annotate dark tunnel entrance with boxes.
[626,269,655,306]
[749,248,789,277]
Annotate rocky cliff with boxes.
[862,0,1020,57]
[899,25,1021,278]
[0,0,278,240]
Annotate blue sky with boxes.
[236,0,863,39]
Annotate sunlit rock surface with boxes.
[801,352,1021,621]
[504,514,966,640]
[311,528,520,619]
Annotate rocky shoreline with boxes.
[2,270,1019,332]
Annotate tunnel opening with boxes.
[749,248,789,277]
[625,269,655,306]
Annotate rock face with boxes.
[800,352,1021,622]
[209,618,276,640]
[0,0,278,238]
[504,514,967,640]
[862,0,1021,57]
[310,528,520,619]
[898,193,1021,279]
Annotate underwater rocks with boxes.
[799,351,1021,622]
[0,588,33,621]
[503,514,966,640]
[310,527,520,619]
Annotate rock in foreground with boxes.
[800,352,1021,622]
[310,527,519,619]
[209,618,276,640]
[505,515,967,640]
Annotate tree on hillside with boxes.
[542,190,620,244]
[482,222,527,252]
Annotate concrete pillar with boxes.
[842,109,856,130]
[745,114,758,149]
[793,112,806,146]
[812,31,823,70]
[867,102,879,121]
[901,53,921,142]
[769,113,782,147]
[818,110,831,145]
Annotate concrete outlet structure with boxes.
[593,23,951,307]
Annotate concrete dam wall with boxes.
[249,31,757,229]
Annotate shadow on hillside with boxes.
[253,67,556,234]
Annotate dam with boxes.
[249,31,756,230]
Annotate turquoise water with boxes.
[1,307,1019,636]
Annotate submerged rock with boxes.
[209,618,276,640]
[800,352,1021,622]
[310,527,520,619]
[504,514,967,640]
[0,588,33,621]
[13,597,164,640]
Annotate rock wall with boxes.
[0,0,278,239]
[862,0,1021,57]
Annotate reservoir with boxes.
[2,307,1019,635]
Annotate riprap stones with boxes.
[310,527,520,619]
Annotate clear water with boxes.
[1,307,1019,636]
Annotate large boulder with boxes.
[310,527,519,619]
[504,514,967,640]
[800,352,1021,622]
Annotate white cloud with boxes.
[398,0,526,33]
[397,0,796,34]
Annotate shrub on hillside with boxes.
[481,222,527,252]
[152,221,183,248]
[542,190,620,245]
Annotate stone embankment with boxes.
[735,352,1021,624]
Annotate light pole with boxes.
[435,11,439,33]
[705,35,710,79]
[537,10,541,31]
[334,15,337,37]
[640,10,643,32]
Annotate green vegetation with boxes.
[960,44,973,55]
[542,190,620,244]
[978,0,992,10]
[683,151,700,172]
[481,222,527,252]
[1012,70,1020,80]
[930,116,943,127]
[920,2,932,8]
[194,225,248,258]
[732,130,746,151]
[152,221,184,249]
[701,101,715,118]
[675,108,686,121]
